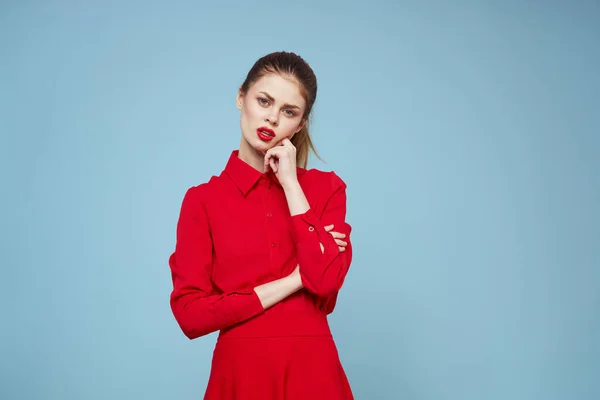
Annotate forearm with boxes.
[172,271,303,339]
[170,288,264,339]
[283,181,310,216]
[254,272,303,309]
[283,175,352,297]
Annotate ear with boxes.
[236,89,244,110]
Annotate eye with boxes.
[258,97,269,106]
[283,109,296,117]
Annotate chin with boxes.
[243,134,269,154]
[252,143,268,155]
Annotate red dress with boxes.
[168,150,354,399]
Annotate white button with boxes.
[308,226,315,232]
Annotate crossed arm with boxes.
[255,224,348,309]
[169,173,352,339]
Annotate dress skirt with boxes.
[203,292,354,399]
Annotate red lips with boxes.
[257,126,275,142]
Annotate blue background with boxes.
[1,1,599,399]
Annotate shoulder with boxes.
[299,167,347,193]
[180,175,220,208]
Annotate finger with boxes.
[281,138,295,148]
[282,140,296,155]
[339,246,346,252]
[274,147,290,159]
[328,231,346,239]
[334,239,348,247]
[264,149,281,169]
[263,148,279,162]
[324,224,334,231]
[270,159,277,173]
[271,140,294,157]
[267,146,285,155]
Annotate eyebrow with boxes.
[259,91,301,109]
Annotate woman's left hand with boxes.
[264,138,298,188]
[325,224,348,252]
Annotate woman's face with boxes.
[237,73,307,154]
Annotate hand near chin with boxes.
[264,138,298,187]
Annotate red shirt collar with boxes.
[223,150,306,195]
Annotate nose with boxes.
[265,113,278,126]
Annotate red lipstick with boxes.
[257,126,275,142]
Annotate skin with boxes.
[235,73,347,309]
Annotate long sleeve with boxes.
[290,172,353,298]
[169,186,265,339]
[317,292,339,315]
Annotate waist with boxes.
[218,291,331,339]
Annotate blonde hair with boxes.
[291,125,320,168]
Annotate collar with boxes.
[223,150,306,196]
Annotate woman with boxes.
[168,51,354,399]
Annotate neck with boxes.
[238,136,266,173]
